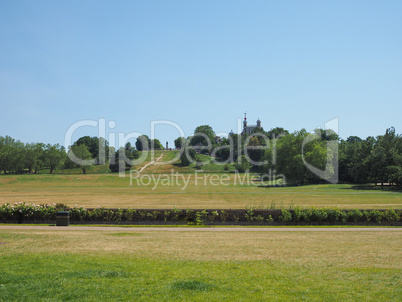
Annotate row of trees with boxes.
[0,134,166,174]
[339,127,402,185]
[176,125,401,185]
[2,126,401,184]
[0,136,65,174]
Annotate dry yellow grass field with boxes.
[1,172,401,209]
[1,228,401,266]
[1,151,401,209]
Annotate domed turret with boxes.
[257,118,261,128]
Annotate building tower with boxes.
[243,113,247,131]
[242,113,262,135]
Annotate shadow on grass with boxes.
[170,280,215,292]
[339,185,402,193]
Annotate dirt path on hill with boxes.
[136,154,164,175]
[0,225,400,232]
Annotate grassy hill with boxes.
[1,151,401,209]
[131,150,235,174]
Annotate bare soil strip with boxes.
[0,225,400,231]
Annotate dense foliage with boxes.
[0,135,159,174]
[1,203,400,226]
[1,126,401,184]
[177,125,401,185]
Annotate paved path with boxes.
[0,225,400,232]
[136,153,164,175]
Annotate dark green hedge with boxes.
[1,203,401,225]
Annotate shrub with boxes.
[185,209,195,224]
[340,211,348,224]
[300,208,313,224]
[245,209,254,222]
[0,202,57,222]
[209,211,219,223]
[195,210,208,225]
[327,207,343,224]
[266,215,274,224]
[313,208,328,225]
[125,209,137,221]
[384,210,400,225]
[362,210,371,223]
[370,210,384,224]
[293,207,302,222]
[1,203,400,226]
[113,209,123,223]
[146,211,160,221]
[219,210,228,223]
[69,206,89,222]
[163,211,170,224]
[279,210,292,224]
[254,215,264,222]
[348,209,363,224]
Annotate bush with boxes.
[293,207,302,222]
[1,203,400,226]
[279,210,292,224]
[245,209,254,222]
[384,210,400,225]
[348,209,363,224]
[266,215,274,224]
[370,210,384,224]
[219,210,228,223]
[195,210,208,225]
[327,207,343,224]
[234,155,251,173]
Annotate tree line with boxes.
[175,125,402,185]
[1,126,401,185]
[0,135,164,174]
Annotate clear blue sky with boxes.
[1,0,401,148]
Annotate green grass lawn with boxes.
[0,172,401,209]
[0,150,401,209]
[0,228,400,301]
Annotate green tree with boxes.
[180,147,196,166]
[151,139,164,150]
[0,136,20,174]
[9,140,25,174]
[69,144,93,174]
[234,155,252,173]
[339,136,362,182]
[74,136,109,164]
[244,134,269,170]
[135,135,151,151]
[109,147,135,172]
[275,131,307,184]
[125,142,132,151]
[214,134,243,164]
[190,125,215,154]
[368,127,402,185]
[274,130,331,184]
[0,136,9,173]
[123,142,139,159]
[266,127,289,139]
[25,143,45,174]
[174,137,185,149]
[349,137,374,183]
[44,144,65,174]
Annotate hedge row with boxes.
[1,203,401,225]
